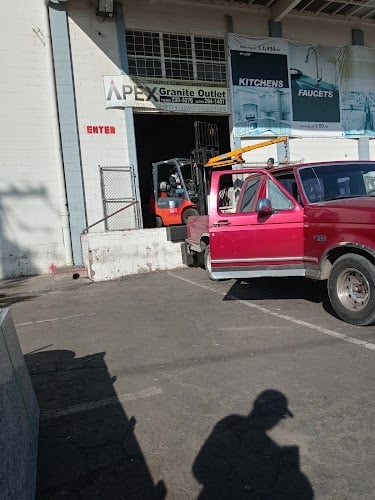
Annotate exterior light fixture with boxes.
[96,0,115,17]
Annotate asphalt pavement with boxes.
[2,268,375,499]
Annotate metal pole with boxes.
[44,0,73,265]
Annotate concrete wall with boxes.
[0,308,39,500]
[81,228,184,281]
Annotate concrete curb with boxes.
[0,308,39,500]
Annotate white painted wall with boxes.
[81,228,184,281]
[288,137,360,163]
[0,1,69,278]
[68,3,137,233]
[240,137,363,165]
[371,139,375,159]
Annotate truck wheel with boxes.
[204,245,219,281]
[182,208,199,225]
[328,253,375,325]
[155,216,163,228]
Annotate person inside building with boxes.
[219,187,231,208]
[266,157,275,170]
[169,167,184,197]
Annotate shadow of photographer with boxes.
[193,389,314,499]
[25,349,166,499]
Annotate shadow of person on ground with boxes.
[25,349,166,499]
[0,292,36,307]
[193,389,314,499]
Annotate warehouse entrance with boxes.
[134,113,230,227]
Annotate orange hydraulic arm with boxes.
[204,136,288,168]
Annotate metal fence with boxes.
[99,165,141,230]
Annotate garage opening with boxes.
[134,113,230,227]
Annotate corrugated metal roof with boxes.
[191,0,375,22]
[256,0,375,21]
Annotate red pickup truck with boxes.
[183,161,375,326]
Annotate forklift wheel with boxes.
[182,208,199,225]
[155,216,163,228]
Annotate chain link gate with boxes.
[99,165,141,230]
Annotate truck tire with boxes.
[182,208,199,225]
[204,245,219,281]
[155,216,163,228]
[328,253,375,325]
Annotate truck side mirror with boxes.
[256,198,273,216]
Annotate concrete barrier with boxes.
[81,228,185,281]
[0,308,39,500]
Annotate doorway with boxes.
[134,113,230,227]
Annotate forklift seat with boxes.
[159,181,168,192]
[158,181,170,198]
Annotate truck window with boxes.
[272,171,302,203]
[218,172,258,214]
[218,173,236,213]
[266,178,294,210]
[299,163,375,202]
[237,176,261,213]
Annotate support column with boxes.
[115,2,143,225]
[48,1,87,264]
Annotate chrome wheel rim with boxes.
[336,267,370,311]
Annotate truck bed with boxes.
[186,215,209,250]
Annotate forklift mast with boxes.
[192,121,220,215]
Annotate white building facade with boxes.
[1,0,375,278]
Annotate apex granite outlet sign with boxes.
[103,75,229,114]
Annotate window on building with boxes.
[125,29,227,82]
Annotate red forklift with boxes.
[151,157,200,227]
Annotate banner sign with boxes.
[338,46,375,136]
[103,75,229,114]
[228,33,375,137]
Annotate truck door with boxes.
[209,172,305,280]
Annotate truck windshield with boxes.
[298,163,375,203]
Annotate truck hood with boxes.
[304,197,375,224]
